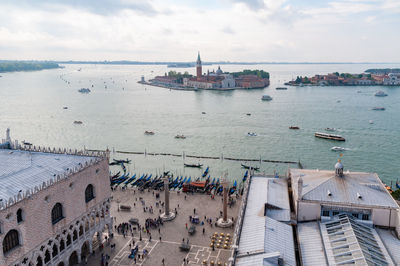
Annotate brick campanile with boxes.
[196,52,202,78]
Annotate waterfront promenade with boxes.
[87,187,241,266]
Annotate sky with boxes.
[0,0,399,62]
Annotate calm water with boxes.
[0,63,399,185]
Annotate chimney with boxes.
[298,176,303,200]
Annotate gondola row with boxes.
[109,169,244,196]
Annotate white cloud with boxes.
[0,0,399,62]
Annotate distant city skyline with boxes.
[1,0,399,62]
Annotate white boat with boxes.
[175,134,186,139]
[369,120,374,124]
[375,90,388,97]
[325,128,336,132]
[247,132,257,137]
[261,95,272,101]
[331,146,347,151]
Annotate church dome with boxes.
[335,161,343,169]
[216,66,223,75]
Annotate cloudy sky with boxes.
[0,0,399,62]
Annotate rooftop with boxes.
[290,168,398,209]
[236,176,295,265]
[0,148,101,210]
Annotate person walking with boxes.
[162,258,165,265]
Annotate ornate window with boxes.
[3,229,19,254]
[17,209,23,223]
[85,184,95,203]
[51,203,64,224]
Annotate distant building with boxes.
[383,73,400,85]
[0,130,112,266]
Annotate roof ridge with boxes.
[301,174,335,198]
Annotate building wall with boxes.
[372,208,398,228]
[297,202,321,222]
[0,158,111,265]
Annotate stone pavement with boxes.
[86,187,241,266]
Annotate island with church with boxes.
[139,52,270,90]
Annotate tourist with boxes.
[159,236,162,242]
[162,258,165,265]
[203,228,205,234]
[183,258,186,264]
[185,223,188,229]
[193,208,196,214]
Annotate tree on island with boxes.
[231,69,269,79]
[0,61,60,73]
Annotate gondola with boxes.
[113,158,131,164]
[241,163,260,171]
[202,167,209,177]
[184,163,203,168]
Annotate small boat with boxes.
[184,163,203,168]
[246,113,251,116]
[325,128,336,131]
[261,95,272,101]
[63,107,68,109]
[175,134,186,139]
[202,167,209,177]
[241,163,260,171]
[202,112,206,114]
[247,132,257,137]
[372,107,385,111]
[78,88,91,93]
[369,120,374,124]
[315,132,345,141]
[331,147,348,151]
[22,141,32,146]
[144,131,155,135]
[113,158,131,164]
[74,121,83,124]
[375,90,388,97]
[276,87,287,90]
[289,126,300,130]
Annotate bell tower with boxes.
[196,52,202,78]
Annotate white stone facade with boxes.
[0,150,112,266]
[383,73,400,85]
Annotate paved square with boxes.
[87,187,241,266]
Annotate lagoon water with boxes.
[0,63,399,185]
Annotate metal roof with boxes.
[0,149,96,208]
[376,228,400,265]
[320,214,395,265]
[236,176,295,265]
[290,169,398,209]
[297,222,328,266]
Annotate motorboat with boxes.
[202,112,206,114]
[372,107,385,111]
[74,121,83,124]
[331,146,348,151]
[261,95,273,101]
[325,128,336,131]
[63,106,68,109]
[276,87,287,90]
[241,163,260,171]
[78,88,91,93]
[144,131,155,135]
[22,141,32,146]
[175,134,186,139]
[315,132,345,141]
[289,126,300,130]
[247,132,257,137]
[184,163,203,168]
[369,120,374,124]
[246,113,251,116]
[375,90,388,97]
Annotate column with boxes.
[160,175,176,221]
[223,184,228,222]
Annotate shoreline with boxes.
[138,81,267,91]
